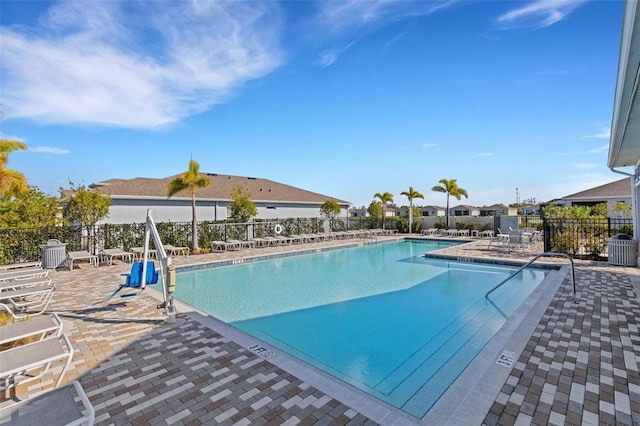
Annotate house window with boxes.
[267,207,276,210]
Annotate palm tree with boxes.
[167,160,212,253]
[373,192,394,229]
[0,139,28,199]
[401,186,424,234]
[431,178,468,229]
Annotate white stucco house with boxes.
[608,0,640,265]
[89,173,350,224]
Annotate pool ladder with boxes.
[485,252,577,302]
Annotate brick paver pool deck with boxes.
[2,235,640,425]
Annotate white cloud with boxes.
[422,143,438,148]
[587,144,609,154]
[496,0,588,30]
[28,146,71,154]
[582,128,611,139]
[0,1,284,129]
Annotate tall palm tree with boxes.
[401,186,424,234]
[0,139,28,199]
[432,178,468,229]
[374,192,394,229]
[167,160,212,253]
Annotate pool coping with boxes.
[150,239,566,425]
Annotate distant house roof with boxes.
[90,173,349,205]
[481,204,510,210]
[418,205,445,210]
[562,178,631,200]
[450,204,476,210]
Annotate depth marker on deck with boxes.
[248,344,275,359]
[496,350,517,367]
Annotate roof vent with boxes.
[228,176,231,179]
[248,177,257,180]
[207,173,218,176]
[259,188,263,191]
[268,189,272,192]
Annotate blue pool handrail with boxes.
[485,252,576,302]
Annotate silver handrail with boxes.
[485,252,576,302]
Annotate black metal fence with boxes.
[0,217,340,265]
[542,217,633,258]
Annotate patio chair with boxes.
[66,251,98,270]
[0,313,63,346]
[99,248,134,266]
[506,231,526,252]
[0,284,56,319]
[0,380,95,426]
[0,333,73,391]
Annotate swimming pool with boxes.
[174,240,550,418]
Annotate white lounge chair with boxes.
[0,380,95,426]
[130,247,157,261]
[164,245,189,256]
[0,313,63,346]
[99,248,134,266]
[0,261,43,272]
[0,284,56,319]
[0,268,48,282]
[0,333,73,391]
[0,276,51,292]
[66,251,98,270]
[211,241,241,252]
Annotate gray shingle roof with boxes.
[562,178,631,199]
[90,173,349,205]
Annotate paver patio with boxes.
[2,235,639,425]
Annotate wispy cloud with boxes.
[587,144,609,154]
[317,0,457,35]
[422,143,438,148]
[309,1,456,66]
[496,0,588,30]
[28,146,70,154]
[316,43,354,67]
[474,153,493,157]
[1,1,284,129]
[582,128,611,139]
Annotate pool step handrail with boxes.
[485,252,576,302]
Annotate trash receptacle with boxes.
[607,234,638,266]
[40,239,67,269]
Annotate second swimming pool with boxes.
[174,240,551,418]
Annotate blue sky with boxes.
[1,0,623,209]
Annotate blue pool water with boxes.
[174,240,550,418]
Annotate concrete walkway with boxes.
[2,235,639,425]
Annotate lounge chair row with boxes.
[211,229,398,252]
[64,245,191,270]
[0,314,95,425]
[0,266,56,320]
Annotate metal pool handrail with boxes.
[485,252,576,302]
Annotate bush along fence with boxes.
[0,217,337,265]
[543,217,633,259]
